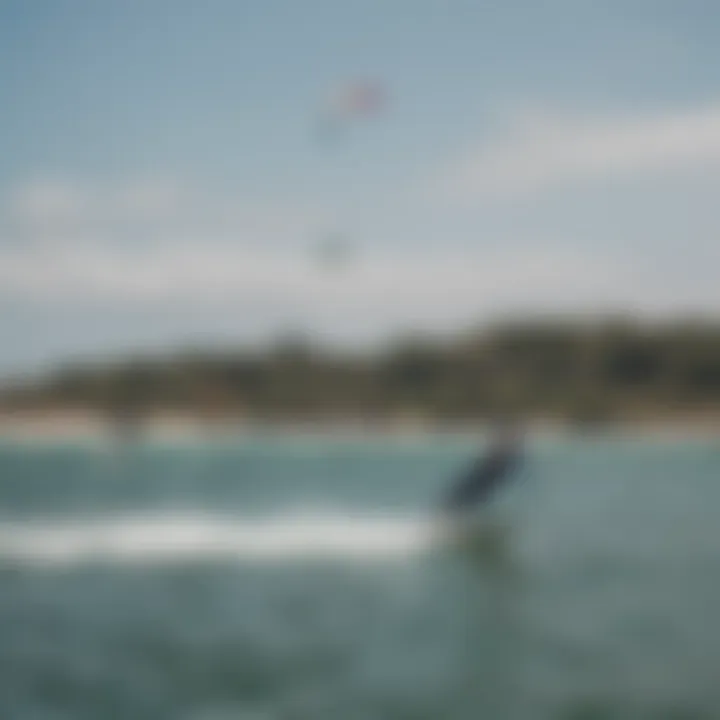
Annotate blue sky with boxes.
[2,0,720,372]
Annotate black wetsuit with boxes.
[441,444,521,514]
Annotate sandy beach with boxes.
[0,409,718,444]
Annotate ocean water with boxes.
[1,432,719,719]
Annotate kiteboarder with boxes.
[440,422,524,516]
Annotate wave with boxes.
[0,510,440,566]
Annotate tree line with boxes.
[3,318,720,424]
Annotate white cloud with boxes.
[447,102,720,198]
[3,236,717,354]
[2,176,327,248]
[0,239,642,313]
[114,178,186,220]
[8,179,92,230]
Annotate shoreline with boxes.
[0,410,718,443]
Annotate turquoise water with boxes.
[1,433,719,719]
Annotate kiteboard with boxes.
[434,506,511,556]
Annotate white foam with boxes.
[0,511,438,566]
